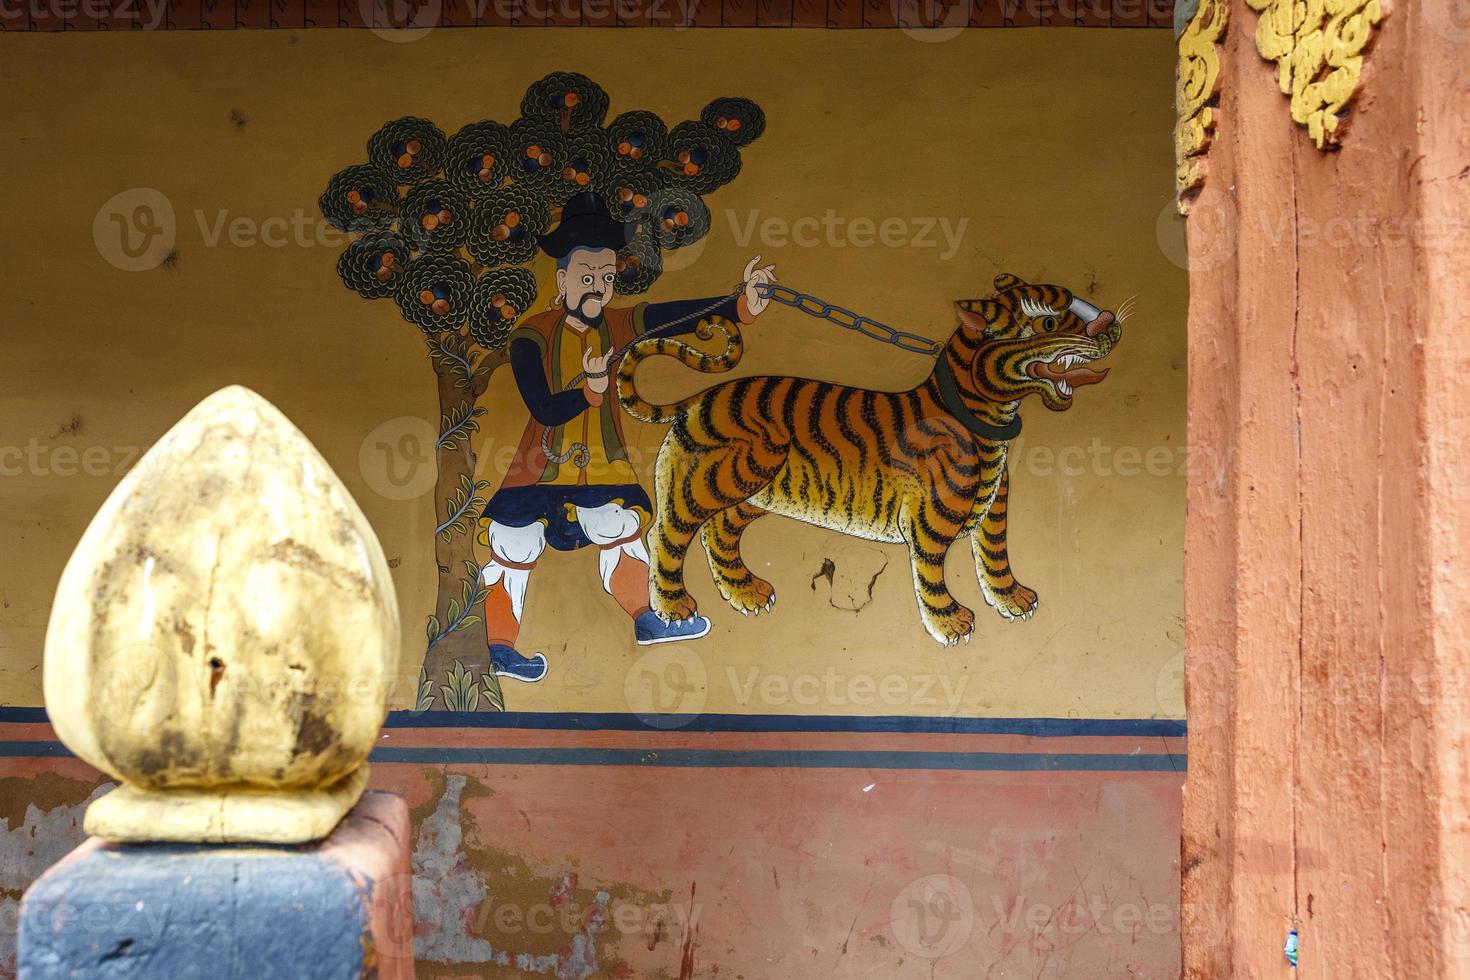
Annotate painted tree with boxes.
[320,73,765,711]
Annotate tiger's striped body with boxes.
[616,274,1124,645]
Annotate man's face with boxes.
[558,247,617,325]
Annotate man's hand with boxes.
[741,255,778,318]
[583,349,611,395]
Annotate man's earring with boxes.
[553,293,564,309]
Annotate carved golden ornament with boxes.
[1175,0,1229,211]
[1245,0,1384,148]
[43,386,401,844]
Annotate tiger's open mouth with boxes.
[1026,350,1110,400]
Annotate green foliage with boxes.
[425,331,495,391]
[437,401,487,452]
[480,671,506,713]
[426,560,489,651]
[440,660,481,712]
[416,667,436,711]
[437,474,491,541]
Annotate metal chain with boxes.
[542,281,941,467]
[755,283,943,356]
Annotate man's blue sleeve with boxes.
[511,337,590,427]
[639,294,742,337]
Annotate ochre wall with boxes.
[0,26,1186,980]
[0,27,1185,719]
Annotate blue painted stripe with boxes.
[380,711,1187,738]
[0,708,49,724]
[0,706,1186,738]
[0,741,1183,772]
[0,741,75,757]
[0,708,1181,740]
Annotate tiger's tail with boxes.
[615,315,746,423]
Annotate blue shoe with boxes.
[634,610,712,646]
[489,643,548,683]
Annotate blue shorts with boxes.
[481,483,653,552]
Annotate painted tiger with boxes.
[615,273,1128,646]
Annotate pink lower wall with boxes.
[0,712,1182,978]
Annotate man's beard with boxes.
[568,292,608,328]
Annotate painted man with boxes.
[478,191,776,682]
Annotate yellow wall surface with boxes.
[0,26,1186,720]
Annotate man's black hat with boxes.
[537,192,630,258]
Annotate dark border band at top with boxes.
[10,0,1175,32]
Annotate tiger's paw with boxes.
[720,576,777,616]
[652,591,701,623]
[984,583,1039,622]
[922,604,976,647]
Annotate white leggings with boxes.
[480,501,650,618]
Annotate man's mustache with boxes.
[577,290,610,309]
[573,292,608,326]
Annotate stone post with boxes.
[18,386,414,978]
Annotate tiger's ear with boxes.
[993,273,1025,293]
[955,299,1002,335]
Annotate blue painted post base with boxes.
[17,790,414,979]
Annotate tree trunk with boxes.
[416,336,507,711]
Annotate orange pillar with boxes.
[1181,2,1470,976]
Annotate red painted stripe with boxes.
[373,726,1185,757]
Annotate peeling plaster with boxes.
[809,545,889,614]
[0,782,113,972]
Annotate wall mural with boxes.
[321,71,1130,710]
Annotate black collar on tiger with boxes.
[537,192,632,258]
[933,355,1023,442]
